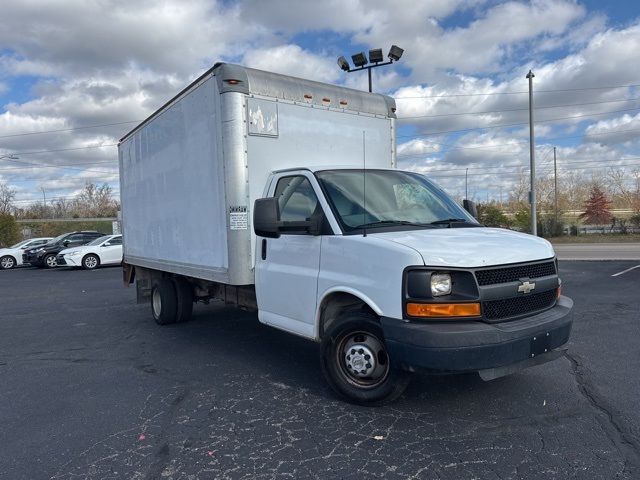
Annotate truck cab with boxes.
[253,167,572,404]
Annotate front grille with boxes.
[483,290,556,321]
[475,261,556,286]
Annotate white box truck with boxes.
[119,63,573,404]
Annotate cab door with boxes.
[255,173,324,339]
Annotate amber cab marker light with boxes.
[407,302,481,318]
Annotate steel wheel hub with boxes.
[152,289,162,317]
[345,344,376,377]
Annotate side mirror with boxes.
[63,240,70,246]
[102,243,111,247]
[463,199,478,220]
[253,198,281,238]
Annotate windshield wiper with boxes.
[355,220,435,229]
[430,218,479,227]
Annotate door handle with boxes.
[261,239,267,260]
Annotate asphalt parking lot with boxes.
[1,261,639,480]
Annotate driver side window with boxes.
[274,176,319,222]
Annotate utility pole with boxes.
[41,187,46,208]
[465,168,469,199]
[526,70,537,236]
[553,147,558,225]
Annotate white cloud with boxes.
[1,0,639,205]
[243,45,339,83]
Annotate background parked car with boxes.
[0,238,53,270]
[23,231,106,268]
[57,234,123,270]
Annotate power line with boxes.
[397,111,640,139]
[0,120,141,140]
[0,160,116,172]
[399,97,640,120]
[1,156,118,174]
[398,105,640,127]
[425,161,640,179]
[393,82,640,100]
[398,126,640,161]
[12,191,120,205]
[8,144,118,156]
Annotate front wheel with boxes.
[82,254,100,270]
[0,255,16,270]
[320,312,411,405]
[43,254,58,268]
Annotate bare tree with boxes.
[74,183,118,217]
[0,182,17,215]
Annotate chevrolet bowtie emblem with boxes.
[518,280,536,294]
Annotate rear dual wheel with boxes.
[151,277,194,325]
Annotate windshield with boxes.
[10,239,30,249]
[87,235,111,246]
[49,233,69,244]
[315,169,477,231]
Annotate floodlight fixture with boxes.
[351,52,367,68]
[337,45,404,92]
[368,48,383,63]
[337,56,350,72]
[388,45,404,61]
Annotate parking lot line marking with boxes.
[611,265,640,277]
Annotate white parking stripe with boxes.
[611,265,640,277]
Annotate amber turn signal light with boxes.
[406,302,481,318]
[556,286,562,299]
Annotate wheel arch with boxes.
[82,252,101,268]
[0,254,17,268]
[315,288,383,341]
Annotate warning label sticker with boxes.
[229,206,248,230]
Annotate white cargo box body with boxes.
[119,63,397,285]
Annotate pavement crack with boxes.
[565,351,640,474]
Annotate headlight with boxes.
[68,252,81,256]
[35,247,45,253]
[430,273,452,296]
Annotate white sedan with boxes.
[58,234,123,270]
[0,237,53,270]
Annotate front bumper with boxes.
[381,296,573,374]
[60,254,81,267]
[23,253,43,265]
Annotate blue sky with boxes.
[1,0,639,207]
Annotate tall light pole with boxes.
[526,70,537,236]
[553,146,558,226]
[465,168,469,199]
[338,45,404,93]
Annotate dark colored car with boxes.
[23,231,107,268]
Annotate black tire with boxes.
[82,254,100,270]
[151,278,178,325]
[0,255,16,270]
[43,254,58,269]
[320,312,411,405]
[172,277,194,323]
